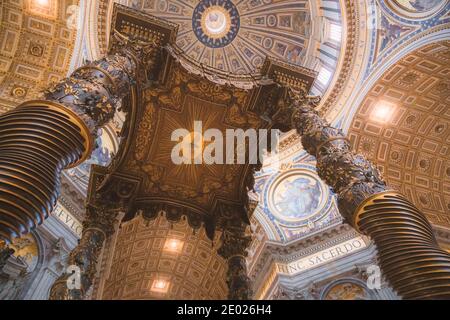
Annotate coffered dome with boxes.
[122,0,345,95]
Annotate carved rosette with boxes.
[282,90,450,299]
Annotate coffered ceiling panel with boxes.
[348,41,450,228]
[0,0,79,113]
[125,0,313,74]
[101,214,228,300]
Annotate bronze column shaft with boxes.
[218,228,253,300]
[46,37,162,300]
[290,98,450,299]
[0,103,86,241]
[0,49,136,244]
[49,205,119,300]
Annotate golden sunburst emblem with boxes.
[192,0,240,48]
[201,6,232,39]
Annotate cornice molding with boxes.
[248,223,365,279]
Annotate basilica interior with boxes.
[0,0,449,301]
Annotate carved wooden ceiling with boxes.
[348,41,450,228]
[0,0,79,113]
[100,214,228,300]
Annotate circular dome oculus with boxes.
[193,0,240,48]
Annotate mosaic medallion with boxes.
[387,0,447,19]
[10,233,39,272]
[324,282,368,300]
[192,0,240,48]
[267,168,330,225]
[393,0,443,13]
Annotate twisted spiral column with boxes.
[49,205,119,300]
[218,227,252,300]
[289,96,450,299]
[354,192,450,299]
[0,47,137,244]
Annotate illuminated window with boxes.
[371,102,395,123]
[151,279,170,293]
[164,239,184,253]
[36,0,49,6]
[28,0,57,18]
[317,68,332,86]
[329,23,342,42]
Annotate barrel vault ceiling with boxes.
[348,41,450,229]
[96,214,228,300]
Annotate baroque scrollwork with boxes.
[134,102,158,162]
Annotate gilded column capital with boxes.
[109,32,163,85]
[218,228,252,260]
[82,204,123,238]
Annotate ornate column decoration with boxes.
[0,34,160,244]
[280,90,450,299]
[0,241,14,272]
[49,204,121,300]
[218,227,252,300]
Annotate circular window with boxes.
[192,0,240,48]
